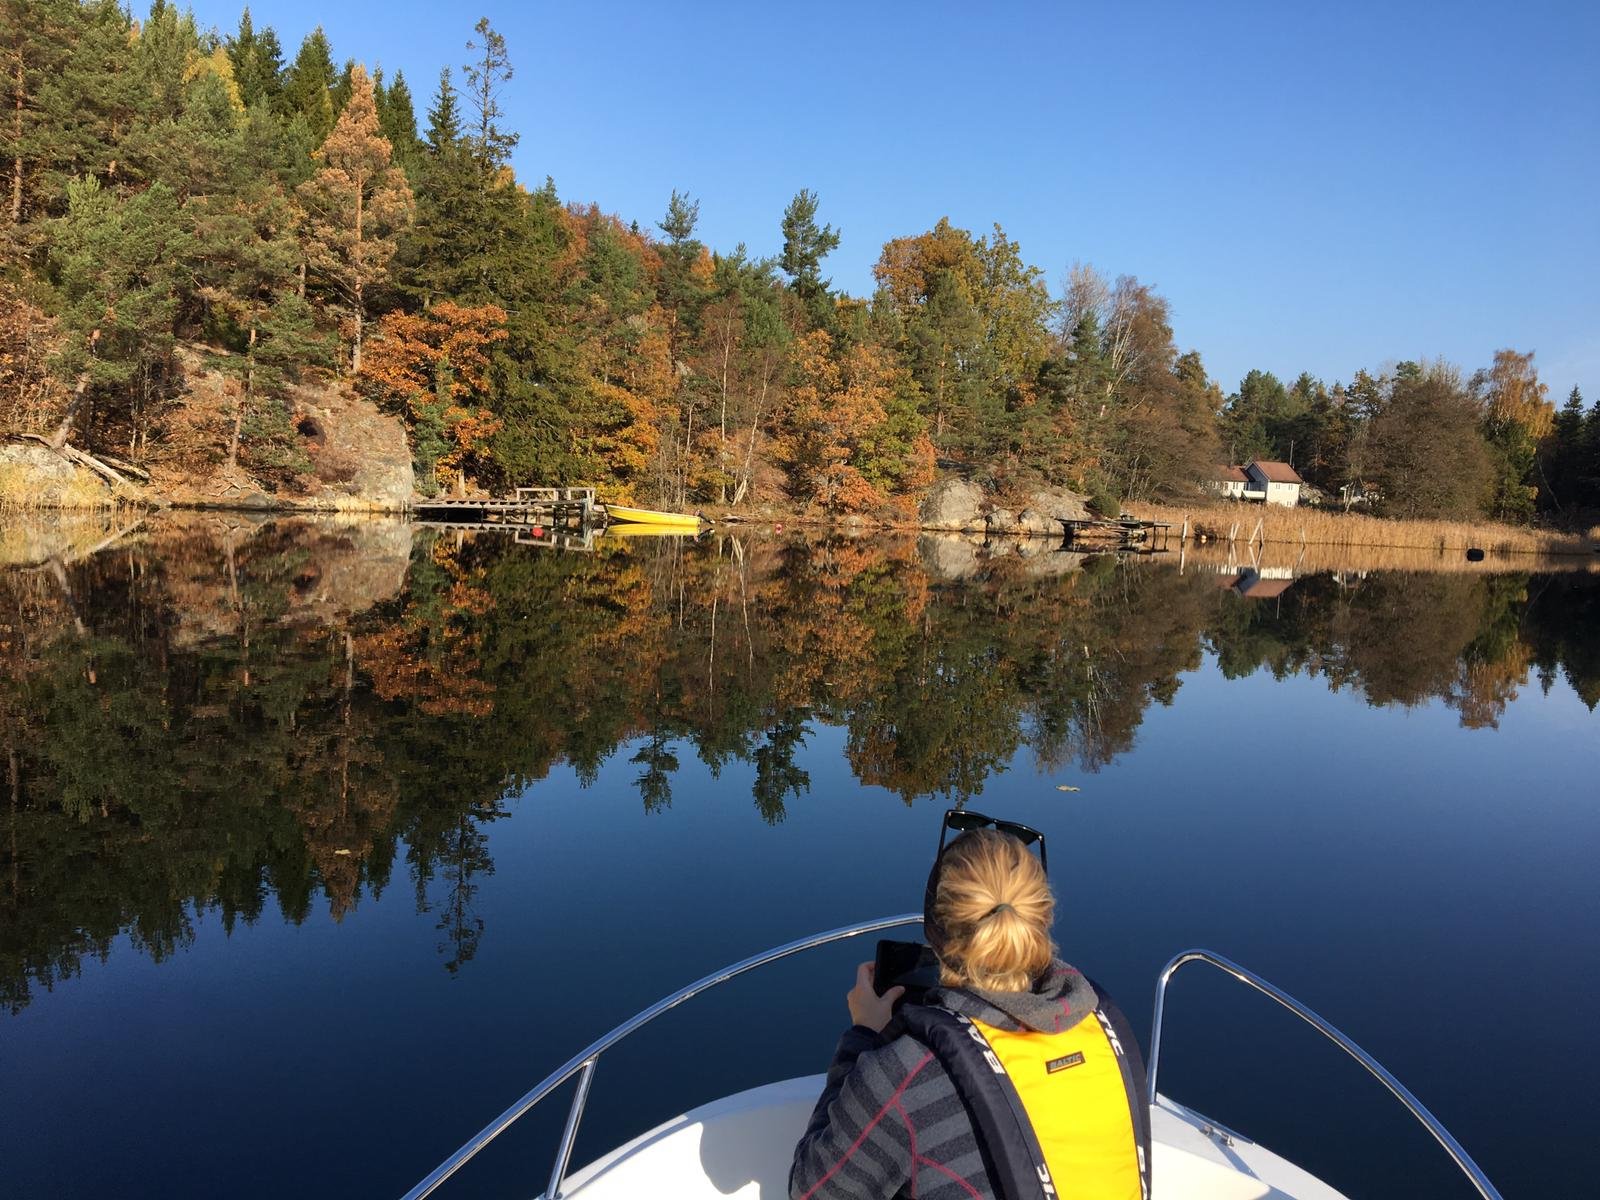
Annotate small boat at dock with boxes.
[602,504,704,529]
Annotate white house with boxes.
[1244,460,1303,507]
[1209,460,1304,506]
[1212,465,1250,499]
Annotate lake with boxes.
[1,514,1596,1199]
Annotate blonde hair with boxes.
[932,829,1055,992]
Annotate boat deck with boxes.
[560,1077,1350,1200]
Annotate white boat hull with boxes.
[562,1075,1351,1200]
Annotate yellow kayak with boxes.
[603,504,703,529]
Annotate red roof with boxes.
[1238,577,1294,598]
[1249,460,1303,484]
[1216,465,1249,482]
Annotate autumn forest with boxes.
[3,3,1598,521]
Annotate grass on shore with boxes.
[1128,500,1600,558]
[0,462,146,510]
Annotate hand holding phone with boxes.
[847,962,903,1033]
[873,939,940,1007]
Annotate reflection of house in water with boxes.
[1212,565,1295,598]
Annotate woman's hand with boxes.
[846,961,905,1033]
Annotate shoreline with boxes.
[7,493,1598,557]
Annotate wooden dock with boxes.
[1059,516,1175,553]
[411,486,597,529]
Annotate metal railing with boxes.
[399,913,924,1200]
[1147,949,1503,1200]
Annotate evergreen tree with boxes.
[280,27,336,142]
[1542,386,1585,513]
[398,67,502,305]
[1581,392,1600,511]
[656,189,705,357]
[424,67,460,150]
[330,58,356,118]
[176,76,315,468]
[780,188,839,324]
[296,65,412,373]
[48,175,190,453]
[462,18,518,170]
[26,0,139,212]
[377,69,421,178]
[128,0,201,129]
[226,9,284,108]
[3,0,80,227]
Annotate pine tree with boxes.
[377,69,421,177]
[1542,385,1585,513]
[398,68,482,305]
[780,188,840,323]
[129,0,201,128]
[330,58,356,118]
[49,175,190,454]
[1580,392,1600,511]
[462,18,518,170]
[280,28,336,142]
[26,0,139,212]
[656,189,706,357]
[296,65,412,374]
[424,67,460,151]
[1,0,78,226]
[176,75,314,467]
[226,9,284,109]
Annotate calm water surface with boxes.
[1,515,1596,1199]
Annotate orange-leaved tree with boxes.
[297,64,413,374]
[361,300,507,493]
[774,331,933,514]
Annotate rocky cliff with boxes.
[1,345,413,512]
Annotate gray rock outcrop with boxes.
[919,477,1090,535]
[920,478,986,531]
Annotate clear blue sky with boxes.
[187,0,1597,400]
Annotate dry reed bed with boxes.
[1129,501,1600,558]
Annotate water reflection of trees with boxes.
[1,521,1595,1012]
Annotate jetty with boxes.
[412,487,598,530]
[1059,516,1175,553]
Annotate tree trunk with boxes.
[229,325,255,469]
[10,52,23,225]
[351,287,363,374]
[47,368,93,451]
[351,177,364,374]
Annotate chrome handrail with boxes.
[400,912,924,1200]
[1148,949,1503,1200]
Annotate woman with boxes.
[789,825,1150,1200]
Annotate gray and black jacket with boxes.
[788,961,1146,1200]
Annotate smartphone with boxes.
[873,939,941,1006]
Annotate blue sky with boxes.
[186,0,1597,400]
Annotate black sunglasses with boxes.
[933,808,1048,873]
[922,809,1048,953]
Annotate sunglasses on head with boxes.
[922,809,1049,953]
[933,808,1048,873]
